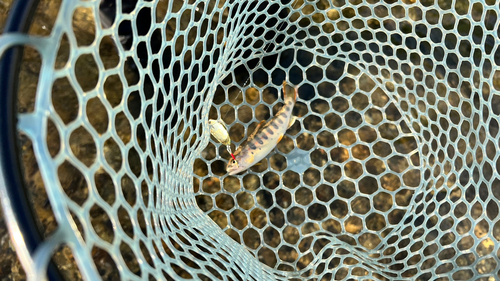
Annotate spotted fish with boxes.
[226,81,298,175]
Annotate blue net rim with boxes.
[0,0,64,280]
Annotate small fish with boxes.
[226,81,298,175]
[209,119,231,146]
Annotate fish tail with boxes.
[282,81,297,103]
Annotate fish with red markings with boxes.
[226,81,298,175]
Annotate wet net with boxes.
[1,0,500,280]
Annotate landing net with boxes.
[0,0,499,280]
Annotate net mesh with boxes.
[1,0,500,280]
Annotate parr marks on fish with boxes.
[226,81,299,175]
[248,142,257,150]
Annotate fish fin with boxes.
[287,116,297,129]
[234,145,244,155]
[277,134,284,144]
[282,81,298,102]
[249,120,266,140]
[246,151,255,164]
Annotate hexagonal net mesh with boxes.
[1,0,500,280]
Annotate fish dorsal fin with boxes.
[234,144,244,155]
[249,120,266,140]
[282,81,298,102]
[234,120,265,156]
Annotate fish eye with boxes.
[232,160,236,164]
